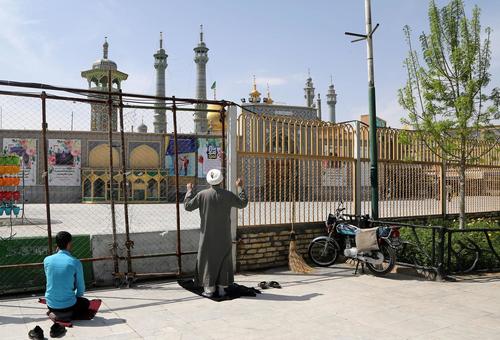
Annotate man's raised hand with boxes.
[236,178,243,188]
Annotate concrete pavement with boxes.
[1,266,499,339]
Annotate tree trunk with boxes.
[458,162,466,229]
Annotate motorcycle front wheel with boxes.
[308,237,340,267]
[366,242,396,276]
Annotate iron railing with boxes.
[237,112,500,226]
[374,220,500,278]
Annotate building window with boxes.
[83,179,91,198]
[147,179,158,199]
[133,179,146,201]
[94,179,105,198]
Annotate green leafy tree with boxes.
[399,0,500,229]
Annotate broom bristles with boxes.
[288,234,314,274]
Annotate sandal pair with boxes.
[258,281,281,289]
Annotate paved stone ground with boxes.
[1,196,498,238]
[1,266,499,339]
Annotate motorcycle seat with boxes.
[336,223,358,236]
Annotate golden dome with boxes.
[250,88,261,98]
[207,104,226,133]
[249,75,261,100]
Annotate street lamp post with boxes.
[345,0,380,219]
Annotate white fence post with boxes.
[354,121,362,218]
[227,105,238,271]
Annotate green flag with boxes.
[210,81,216,90]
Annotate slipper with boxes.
[268,281,282,289]
[258,281,269,289]
[50,323,67,338]
[28,325,44,340]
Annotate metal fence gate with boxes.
[236,112,500,227]
[0,79,229,294]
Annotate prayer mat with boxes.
[178,279,261,302]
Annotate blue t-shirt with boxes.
[43,250,85,309]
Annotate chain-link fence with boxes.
[0,79,228,293]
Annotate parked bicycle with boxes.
[308,202,400,276]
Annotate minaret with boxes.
[194,25,209,134]
[81,37,128,131]
[316,93,322,120]
[304,70,315,108]
[248,76,261,103]
[326,76,337,123]
[154,32,168,133]
[265,83,274,105]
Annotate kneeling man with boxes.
[43,231,92,334]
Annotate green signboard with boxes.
[0,235,93,294]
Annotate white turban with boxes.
[206,169,223,186]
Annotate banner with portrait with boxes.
[2,138,37,185]
[165,138,196,177]
[48,139,82,186]
[197,138,222,178]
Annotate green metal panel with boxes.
[0,235,93,294]
[368,85,379,219]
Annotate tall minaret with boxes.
[316,93,322,120]
[81,37,128,132]
[194,24,209,134]
[326,76,337,123]
[304,70,315,108]
[154,32,168,133]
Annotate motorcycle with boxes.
[307,202,399,276]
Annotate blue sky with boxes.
[0,0,499,129]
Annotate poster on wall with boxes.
[165,138,196,176]
[2,138,37,185]
[197,138,223,178]
[321,167,348,187]
[48,139,81,186]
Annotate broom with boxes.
[288,160,314,274]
